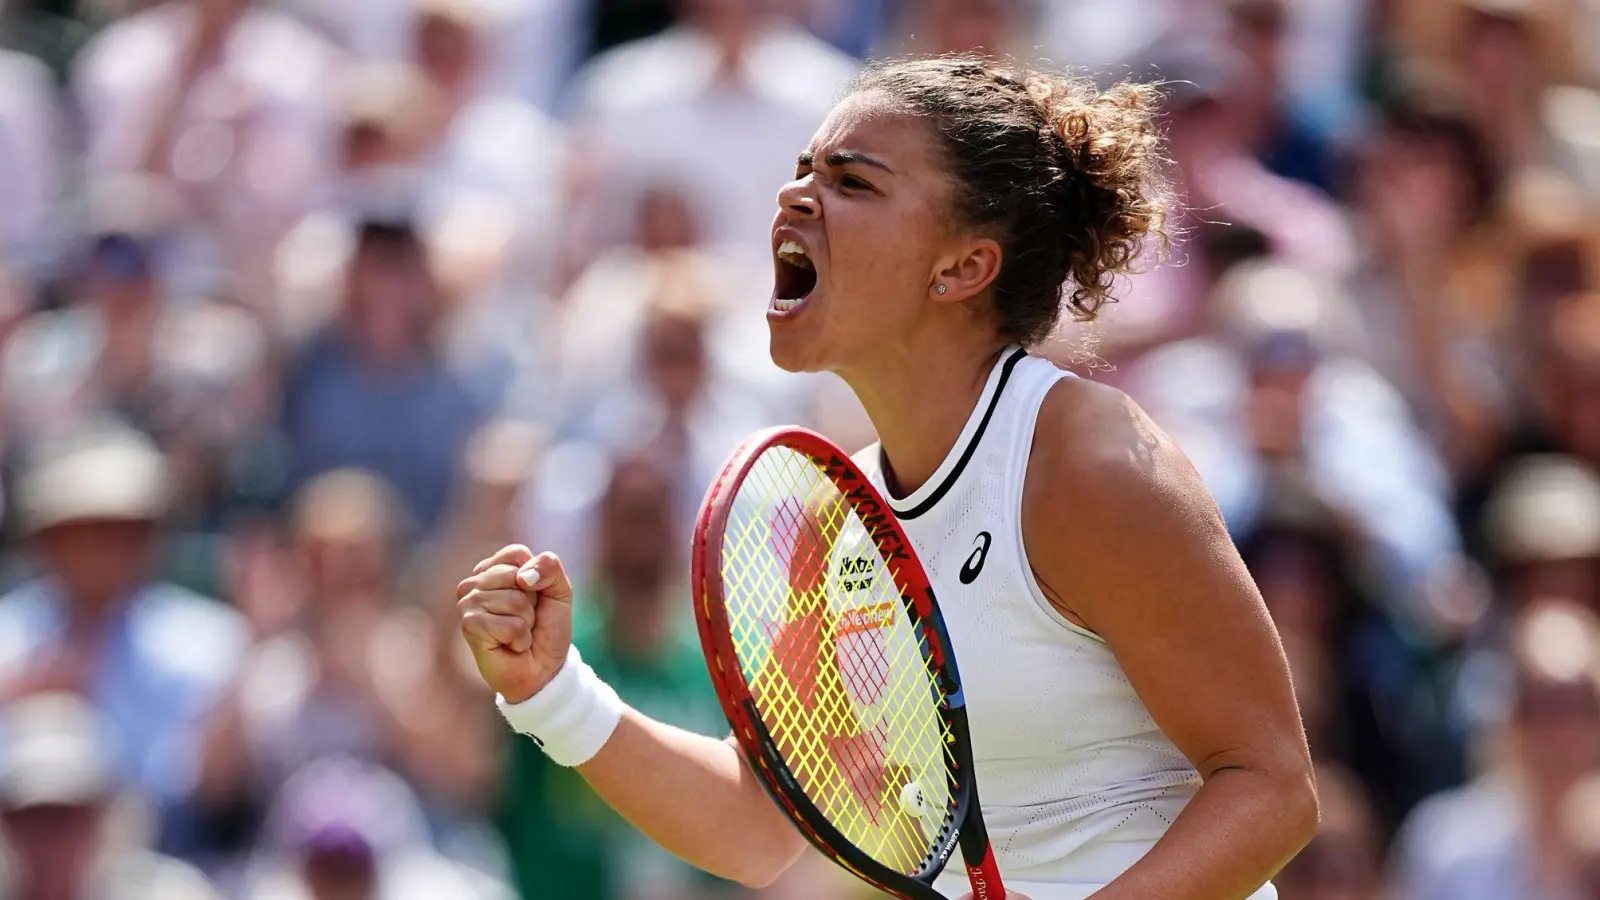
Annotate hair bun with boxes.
[1029,74,1170,322]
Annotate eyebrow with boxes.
[797,150,896,175]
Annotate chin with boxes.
[766,329,808,373]
[766,326,826,374]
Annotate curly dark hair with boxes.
[850,55,1173,346]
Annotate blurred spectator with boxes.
[279,14,566,412]
[1236,478,1472,830]
[779,0,885,59]
[1449,0,1558,177]
[200,471,415,794]
[281,0,586,113]
[271,65,438,344]
[72,0,343,307]
[1391,598,1600,900]
[1347,71,1518,482]
[0,186,277,591]
[1162,41,1357,280]
[1521,288,1600,476]
[1435,454,1600,807]
[1,187,177,440]
[560,253,768,450]
[1480,455,1600,616]
[0,692,221,900]
[1126,259,1462,614]
[402,0,569,292]
[1040,0,1200,73]
[0,417,248,841]
[1223,0,1340,195]
[534,264,785,576]
[550,182,785,407]
[141,293,278,520]
[875,0,1024,57]
[242,756,510,900]
[195,469,499,885]
[1272,764,1385,900]
[1095,41,1356,357]
[484,0,593,112]
[0,44,63,278]
[498,456,729,900]
[562,0,858,268]
[1441,176,1599,547]
[0,0,1595,895]
[399,0,569,411]
[1276,0,1372,140]
[281,211,486,532]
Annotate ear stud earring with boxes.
[936,284,948,295]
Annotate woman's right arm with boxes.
[456,544,809,888]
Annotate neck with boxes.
[839,340,1008,498]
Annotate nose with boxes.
[777,176,820,221]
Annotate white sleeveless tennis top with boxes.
[854,348,1278,900]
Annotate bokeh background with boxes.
[1,0,1599,898]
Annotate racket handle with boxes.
[964,844,1005,900]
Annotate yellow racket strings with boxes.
[719,446,955,874]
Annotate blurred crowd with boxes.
[0,0,1598,898]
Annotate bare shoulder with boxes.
[1022,376,1238,625]
[1025,376,1217,524]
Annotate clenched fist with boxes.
[457,545,576,703]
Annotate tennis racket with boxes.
[692,426,1005,900]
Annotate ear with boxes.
[930,236,1003,304]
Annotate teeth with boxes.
[777,240,813,270]
[770,295,804,313]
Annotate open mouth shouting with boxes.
[770,233,818,318]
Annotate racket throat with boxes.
[962,844,1004,900]
[956,787,1005,900]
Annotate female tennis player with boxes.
[457,55,1316,899]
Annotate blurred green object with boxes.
[3,8,95,81]
[496,591,732,900]
[158,531,219,598]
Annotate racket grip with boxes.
[964,844,1005,900]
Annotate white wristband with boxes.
[495,645,624,767]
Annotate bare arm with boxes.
[456,545,808,888]
[578,717,808,886]
[1024,381,1318,900]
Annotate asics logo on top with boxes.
[959,532,992,585]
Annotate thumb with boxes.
[517,552,574,604]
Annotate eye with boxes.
[841,175,873,191]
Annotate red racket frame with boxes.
[692,426,1005,900]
